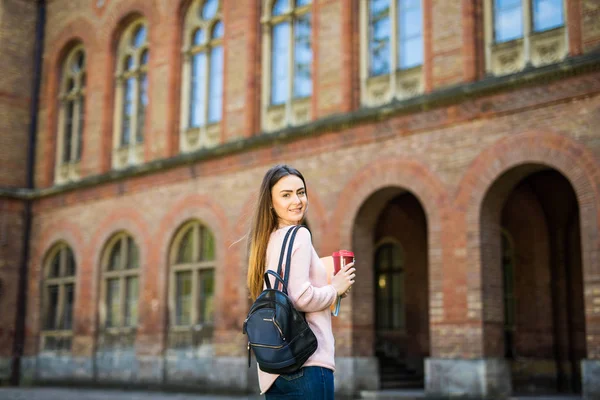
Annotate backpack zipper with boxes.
[249,342,285,349]
[272,318,285,341]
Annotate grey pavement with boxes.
[0,388,584,400]
[0,388,263,400]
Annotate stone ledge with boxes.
[1,53,599,201]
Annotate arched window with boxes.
[375,241,405,330]
[261,0,312,132]
[168,221,216,349]
[55,45,85,184]
[99,233,140,347]
[41,243,76,352]
[360,0,424,106]
[180,0,224,152]
[113,20,149,169]
[484,0,567,76]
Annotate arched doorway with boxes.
[494,169,586,394]
[353,189,430,390]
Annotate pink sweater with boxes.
[257,225,338,394]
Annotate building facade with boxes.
[0,0,600,398]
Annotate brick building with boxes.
[0,0,599,398]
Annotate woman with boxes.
[247,164,356,399]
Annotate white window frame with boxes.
[180,0,224,153]
[484,0,568,76]
[359,0,425,107]
[55,45,86,184]
[261,0,313,132]
[112,19,149,169]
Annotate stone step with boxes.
[359,389,425,399]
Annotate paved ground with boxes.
[0,387,584,400]
[0,388,263,400]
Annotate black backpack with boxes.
[243,225,318,374]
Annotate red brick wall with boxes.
[0,199,26,358]
[0,0,36,188]
[0,0,598,372]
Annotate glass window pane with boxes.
[65,248,76,276]
[212,21,224,39]
[108,240,122,271]
[106,278,120,327]
[46,285,59,330]
[121,78,135,146]
[199,269,215,324]
[494,0,523,42]
[178,228,194,264]
[125,55,134,71]
[193,28,205,45]
[200,227,215,261]
[132,25,147,48]
[76,97,84,161]
[369,0,391,76]
[399,4,422,38]
[377,274,389,329]
[533,0,564,32]
[391,243,404,270]
[63,100,74,163]
[273,0,289,16]
[400,36,423,69]
[208,46,223,123]
[377,245,390,271]
[391,273,404,329]
[61,283,75,330]
[296,0,311,6]
[72,51,84,73]
[293,13,312,98]
[140,49,149,66]
[125,277,138,327]
[127,237,139,269]
[49,252,60,278]
[136,73,148,143]
[202,0,218,19]
[176,271,192,325]
[271,22,289,105]
[189,52,207,128]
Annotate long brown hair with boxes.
[247,164,307,300]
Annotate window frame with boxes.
[168,221,216,349]
[112,19,149,170]
[374,239,406,332]
[180,0,224,153]
[99,232,140,342]
[484,0,568,76]
[261,0,313,132]
[360,0,425,107]
[55,44,86,184]
[40,242,77,353]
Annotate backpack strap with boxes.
[281,225,304,292]
[264,225,295,293]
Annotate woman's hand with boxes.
[331,261,356,296]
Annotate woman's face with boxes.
[271,174,308,228]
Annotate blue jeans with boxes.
[265,366,334,399]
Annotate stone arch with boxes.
[98,1,157,172]
[330,157,450,362]
[29,221,86,340]
[153,194,229,334]
[456,131,600,359]
[86,208,151,335]
[43,17,97,186]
